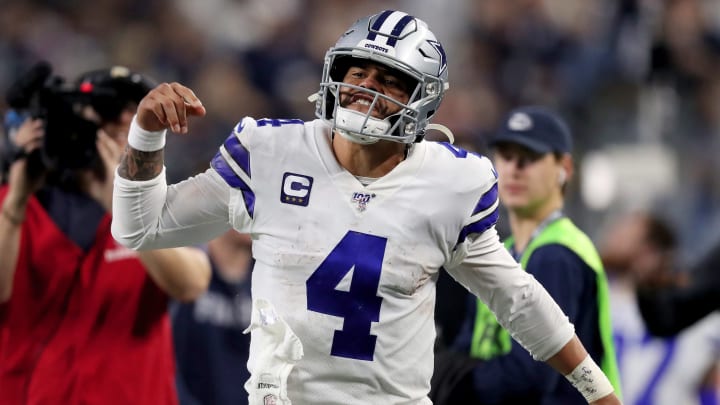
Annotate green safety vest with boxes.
[469,217,622,394]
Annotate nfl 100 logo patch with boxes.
[351,191,376,212]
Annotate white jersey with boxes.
[112,117,575,405]
[610,279,720,405]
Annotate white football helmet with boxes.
[313,10,449,144]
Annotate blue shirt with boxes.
[171,259,253,405]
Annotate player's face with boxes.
[339,62,410,119]
[493,143,563,215]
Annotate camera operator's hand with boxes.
[136,82,205,134]
[4,119,46,214]
[85,130,122,212]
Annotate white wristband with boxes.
[564,355,614,403]
[128,115,167,152]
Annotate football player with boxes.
[111,10,621,405]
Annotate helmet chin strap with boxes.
[426,123,454,144]
[334,106,391,145]
[336,128,379,145]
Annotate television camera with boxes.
[3,62,154,175]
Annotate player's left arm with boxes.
[547,337,621,404]
[440,152,620,403]
[442,153,572,363]
[444,232,620,404]
[444,230,575,363]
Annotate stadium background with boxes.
[1,0,719,269]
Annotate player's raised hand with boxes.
[136,82,206,134]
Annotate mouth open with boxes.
[346,93,385,117]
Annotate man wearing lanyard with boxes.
[444,106,621,404]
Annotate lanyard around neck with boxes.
[512,208,565,261]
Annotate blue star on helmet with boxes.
[427,40,447,75]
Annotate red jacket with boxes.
[0,186,177,405]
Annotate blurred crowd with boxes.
[2,0,720,260]
[2,1,720,404]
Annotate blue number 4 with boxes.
[306,231,387,361]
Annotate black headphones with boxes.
[75,66,156,123]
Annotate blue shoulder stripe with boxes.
[223,134,251,178]
[472,182,498,216]
[210,151,255,218]
[456,209,499,246]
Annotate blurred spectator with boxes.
[636,236,720,337]
[600,211,720,404]
[0,64,210,404]
[172,229,253,405]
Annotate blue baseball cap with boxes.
[489,106,572,154]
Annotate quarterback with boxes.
[111,10,622,405]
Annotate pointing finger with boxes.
[171,83,206,128]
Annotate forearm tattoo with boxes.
[118,147,164,181]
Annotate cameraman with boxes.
[0,65,211,405]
